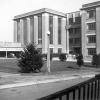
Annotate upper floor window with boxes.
[88,48,96,55]
[75,28,81,34]
[69,18,73,25]
[88,35,96,43]
[58,17,62,44]
[49,15,53,44]
[87,10,95,19]
[87,22,96,31]
[69,29,73,34]
[75,17,81,24]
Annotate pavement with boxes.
[0,67,100,100]
[0,66,100,89]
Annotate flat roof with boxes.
[81,1,100,10]
[14,8,66,20]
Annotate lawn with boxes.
[0,58,92,73]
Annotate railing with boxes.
[38,74,100,100]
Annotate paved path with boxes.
[0,67,100,100]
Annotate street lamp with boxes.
[47,31,50,73]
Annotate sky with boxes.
[0,0,98,42]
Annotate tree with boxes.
[76,53,83,67]
[18,43,43,73]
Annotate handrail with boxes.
[38,74,100,100]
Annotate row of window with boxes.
[69,17,81,25]
[69,38,81,45]
[87,35,96,43]
[37,48,62,54]
[88,48,96,55]
[69,28,81,34]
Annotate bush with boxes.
[76,54,83,67]
[59,54,66,61]
[92,54,98,66]
[17,43,43,73]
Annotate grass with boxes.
[0,58,95,74]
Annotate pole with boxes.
[47,32,50,73]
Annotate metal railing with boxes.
[38,74,100,100]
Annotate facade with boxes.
[66,11,81,54]
[0,42,22,58]
[13,1,100,61]
[81,1,100,61]
[14,8,67,54]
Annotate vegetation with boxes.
[17,43,43,73]
[76,54,83,67]
[59,54,66,61]
[92,54,100,67]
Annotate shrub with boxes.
[59,54,66,61]
[92,54,98,66]
[76,54,83,67]
[17,43,43,73]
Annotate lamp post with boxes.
[47,31,50,73]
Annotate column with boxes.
[42,13,49,53]
[20,19,24,45]
[61,17,67,53]
[34,16,38,45]
[27,17,31,44]
[53,16,58,53]
[81,10,87,60]
[14,21,17,42]
[96,7,100,54]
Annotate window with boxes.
[88,35,96,43]
[69,29,73,34]
[88,48,96,55]
[58,17,62,44]
[58,48,62,54]
[38,15,42,44]
[69,38,74,44]
[74,38,81,44]
[50,48,53,54]
[87,10,95,19]
[75,17,81,24]
[87,22,96,31]
[17,20,21,42]
[69,18,73,25]
[49,15,53,44]
[75,28,81,34]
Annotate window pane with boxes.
[88,48,96,55]
[58,17,62,44]
[88,35,96,43]
[38,15,42,44]
[49,15,53,44]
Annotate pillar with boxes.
[61,17,67,53]
[53,16,58,53]
[42,13,49,54]
[14,21,17,42]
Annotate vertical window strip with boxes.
[58,17,62,44]
[49,15,53,44]
[38,15,42,44]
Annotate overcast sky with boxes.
[0,0,98,42]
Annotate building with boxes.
[66,11,81,54]
[0,42,23,58]
[13,1,100,61]
[14,8,67,54]
[81,1,100,61]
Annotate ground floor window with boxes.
[58,48,62,54]
[88,48,96,55]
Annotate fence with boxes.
[38,74,100,100]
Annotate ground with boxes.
[0,59,100,100]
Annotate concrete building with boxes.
[81,1,100,61]
[0,42,22,58]
[14,8,67,54]
[66,11,81,54]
